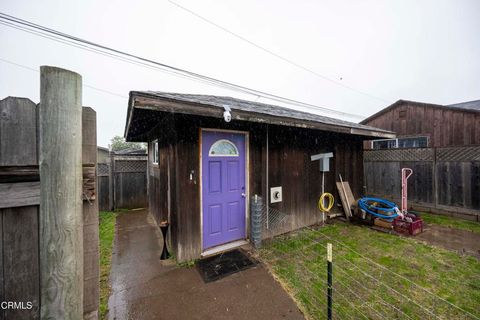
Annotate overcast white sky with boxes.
[1,0,479,147]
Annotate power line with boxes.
[168,0,389,103]
[0,12,367,120]
[0,57,128,99]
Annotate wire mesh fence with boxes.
[261,205,293,239]
[258,220,480,320]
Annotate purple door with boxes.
[202,130,246,250]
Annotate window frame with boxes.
[152,140,159,165]
[371,136,429,150]
[208,139,240,157]
[371,138,398,150]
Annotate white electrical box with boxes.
[270,186,282,203]
[310,152,334,172]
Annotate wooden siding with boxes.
[363,102,480,148]
[145,111,365,262]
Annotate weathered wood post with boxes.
[39,66,83,319]
[109,151,114,210]
[82,107,100,320]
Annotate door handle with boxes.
[241,193,246,198]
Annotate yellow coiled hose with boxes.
[318,193,334,212]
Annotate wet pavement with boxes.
[108,209,304,320]
[416,223,480,259]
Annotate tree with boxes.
[109,135,146,152]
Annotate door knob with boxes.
[241,193,246,198]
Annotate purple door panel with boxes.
[202,131,246,250]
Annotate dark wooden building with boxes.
[361,99,480,220]
[124,91,394,261]
[361,99,480,148]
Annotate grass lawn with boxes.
[419,212,480,234]
[260,223,480,319]
[99,211,118,320]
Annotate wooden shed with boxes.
[124,91,394,261]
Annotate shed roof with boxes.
[125,91,395,141]
[448,100,480,112]
[361,99,480,124]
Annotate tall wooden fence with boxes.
[364,146,480,221]
[98,155,147,211]
[0,95,99,319]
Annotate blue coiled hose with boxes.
[358,197,399,220]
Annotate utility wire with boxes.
[168,0,389,103]
[0,57,128,99]
[0,20,237,94]
[0,12,367,120]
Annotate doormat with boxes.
[197,249,257,283]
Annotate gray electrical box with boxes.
[319,158,330,172]
[310,152,334,172]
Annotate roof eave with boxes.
[127,92,395,140]
[123,92,135,140]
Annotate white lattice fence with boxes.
[114,159,147,173]
[436,146,480,162]
[364,148,434,162]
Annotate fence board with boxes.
[97,156,148,211]
[0,211,3,320]
[472,162,480,209]
[0,182,40,208]
[98,176,110,211]
[81,107,99,319]
[0,96,103,319]
[2,206,40,320]
[114,172,147,209]
[365,147,480,218]
[0,97,37,166]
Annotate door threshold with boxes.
[201,240,248,258]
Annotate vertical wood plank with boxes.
[0,97,38,166]
[82,107,99,320]
[471,162,480,209]
[3,206,40,320]
[462,162,472,208]
[0,210,3,320]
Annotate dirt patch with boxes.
[415,224,480,258]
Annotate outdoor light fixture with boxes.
[223,105,232,122]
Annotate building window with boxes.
[398,136,428,148]
[152,140,159,164]
[399,110,407,119]
[209,139,239,156]
[372,139,398,149]
[372,136,428,149]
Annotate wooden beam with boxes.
[39,66,84,319]
[0,166,39,183]
[0,182,40,208]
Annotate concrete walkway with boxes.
[108,210,304,320]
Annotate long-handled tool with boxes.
[339,174,351,221]
[401,168,413,215]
